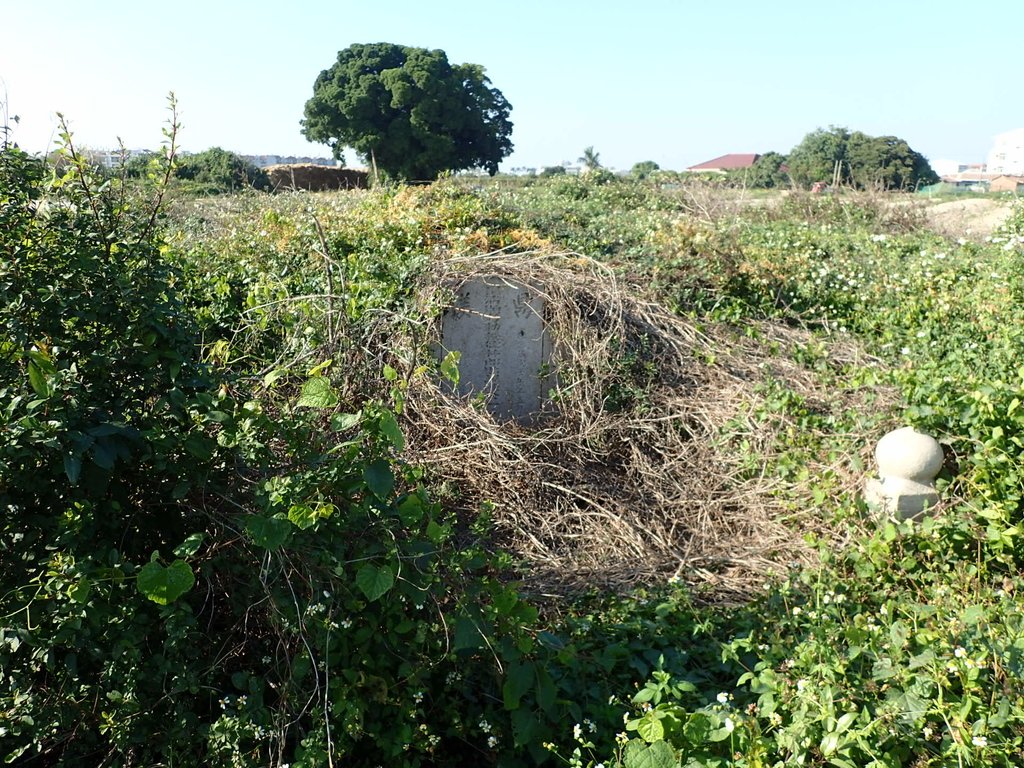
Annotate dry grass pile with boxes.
[387,252,894,600]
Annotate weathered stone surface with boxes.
[864,427,943,520]
[438,277,553,422]
[864,477,940,519]
[875,426,944,482]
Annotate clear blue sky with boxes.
[2,0,1022,171]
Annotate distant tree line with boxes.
[721,127,938,191]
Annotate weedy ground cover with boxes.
[4,136,1024,768]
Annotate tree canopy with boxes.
[301,43,513,180]
[174,147,270,193]
[787,127,937,190]
[630,160,660,180]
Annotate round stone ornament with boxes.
[874,426,944,482]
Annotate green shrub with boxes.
[175,147,270,194]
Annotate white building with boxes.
[987,129,1024,175]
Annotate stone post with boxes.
[864,427,944,520]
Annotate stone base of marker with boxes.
[864,477,939,520]
[864,426,944,520]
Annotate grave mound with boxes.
[375,253,894,598]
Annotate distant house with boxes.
[687,153,760,173]
[990,175,1024,193]
[987,129,1024,176]
[941,170,998,189]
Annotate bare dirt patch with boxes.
[920,198,1013,240]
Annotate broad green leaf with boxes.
[68,579,91,604]
[174,532,206,558]
[623,739,675,768]
[835,711,859,733]
[91,441,116,470]
[889,620,909,649]
[137,558,195,605]
[63,453,82,485]
[396,494,424,525]
[535,665,556,714]
[510,707,538,748]
[288,504,319,530]
[245,515,292,549]
[440,350,461,386]
[377,409,405,450]
[502,662,534,710]
[296,376,338,409]
[263,367,288,387]
[363,459,395,498]
[453,615,484,651]
[821,731,840,756]
[961,605,985,625]
[383,364,398,381]
[183,433,214,460]
[426,519,449,543]
[331,411,361,431]
[683,711,712,743]
[355,563,394,602]
[27,360,51,398]
[636,715,665,743]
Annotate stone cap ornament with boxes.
[864,426,944,520]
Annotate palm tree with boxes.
[578,146,601,171]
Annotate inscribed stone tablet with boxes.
[438,277,553,422]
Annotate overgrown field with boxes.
[4,141,1024,768]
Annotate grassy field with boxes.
[4,147,1024,767]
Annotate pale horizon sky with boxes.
[2,0,1022,172]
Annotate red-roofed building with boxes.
[687,153,760,172]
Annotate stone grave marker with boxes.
[438,277,554,422]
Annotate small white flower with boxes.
[717,692,730,704]
[954,646,967,659]
[487,735,498,749]
[573,723,583,740]
[972,735,987,748]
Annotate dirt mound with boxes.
[382,253,894,600]
[265,164,368,192]
[922,197,1013,239]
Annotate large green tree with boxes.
[786,127,851,188]
[845,132,938,190]
[726,151,789,188]
[787,126,937,190]
[301,43,513,180]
